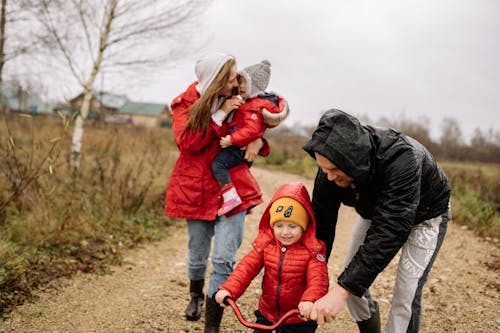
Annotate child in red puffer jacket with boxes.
[211,60,289,216]
[215,182,329,332]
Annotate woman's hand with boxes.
[243,138,264,162]
[220,96,244,114]
[214,289,231,307]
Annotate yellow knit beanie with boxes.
[269,197,309,231]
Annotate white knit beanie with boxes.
[239,60,271,99]
[195,52,234,95]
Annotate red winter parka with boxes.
[218,182,329,324]
[165,82,269,220]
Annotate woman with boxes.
[165,52,269,333]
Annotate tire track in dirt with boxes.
[1,168,498,332]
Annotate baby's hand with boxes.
[298,301,314,320]
[220,135,232,148]
[214,289,231,306]
[221,97,244,114]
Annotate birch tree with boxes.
[32,0,207,172]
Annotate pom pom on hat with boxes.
[269,197,309,231]
[239,60,271,98]
[195,52,234,95]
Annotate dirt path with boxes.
[1,168,498,333]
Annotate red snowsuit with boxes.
[218,182,329,325]
[164,82,269,220]
[227,96,287,148]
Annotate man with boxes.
[303,109,451,333]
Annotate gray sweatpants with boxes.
[344,209,450,333]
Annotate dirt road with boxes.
[1,168,498,333]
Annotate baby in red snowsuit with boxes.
[215,182,329,332]
[212,60,289,216]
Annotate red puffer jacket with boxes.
[218,182,329,324]
[165,82,269,220]
[227,96,285,148]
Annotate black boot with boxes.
[185,279,204,321]
[357,301,381,333]
[204,295,224,333]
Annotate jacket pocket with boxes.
[169,174,203,206]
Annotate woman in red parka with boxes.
[214,182,329,333]
[165,52,270,333]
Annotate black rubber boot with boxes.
[184,279,204,321]
[204,295,224,333]
[357,301,381,333]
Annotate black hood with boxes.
[303,109,373,186]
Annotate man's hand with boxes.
[243,138,263,162]
[310,284,350,325]
[220,135,232,148]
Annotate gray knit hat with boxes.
[239,60,271,99]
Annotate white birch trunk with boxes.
[69,0,117,173]
[70,88,92,172]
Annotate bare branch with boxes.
[37,0,85,86]
[107,2,200,47]
[71,0,96,63]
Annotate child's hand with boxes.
[298,301,314,320]
[220,135,232,148]
[214,289,231,306]
[220,97,244,114]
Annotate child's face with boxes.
[272,221,303,246]
[237,76,249,100]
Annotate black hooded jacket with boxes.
[303,109,450,297]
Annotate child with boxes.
[212,60,289,216]
[214,182,329,333]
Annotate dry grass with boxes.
[0,111,177,316]
[442,163,500,239]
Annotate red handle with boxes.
[224,297,301,331]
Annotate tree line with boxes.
[374,115,500,163]
[274,114,500,164]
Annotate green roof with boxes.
[118,101,165,116]
[95,91,128,109]
[70,90,129,109]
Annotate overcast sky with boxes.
[133,0,499,140]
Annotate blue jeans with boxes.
[211,146,250,186]
[187,210,246,297]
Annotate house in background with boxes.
[54,90,171,128]
[68,90,129,119]
[114,101,170,128]
[0,86,52,114]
